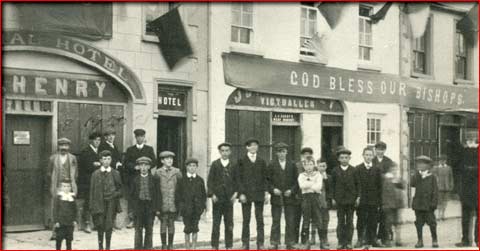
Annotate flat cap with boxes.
[300,147,313,154]
[133,129,146,136]
[103,128,116,136]
[375,141,387,149]
[89,131,102,140]
[136,156,152,165]
[245,137,260,146]
[217,142,232,150]
[415,155,432,164]
[58,137,71,145]
[100,150,112,157]
[274,142,289,151]
[336,147,352,156]
[159,151,175,158]
[185,157,199,165]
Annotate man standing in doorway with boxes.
[47,138,78,240]
[99,128,122,171]
[124,129,156,229]
[373,141,393,245]
[235,138,269,250]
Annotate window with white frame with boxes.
[300,3,318,56]
[231,3,253,44]
[143,2,179,41]
[359,5,373,61]
[455,30,468,80]
[367,114,383,146]
[412,17,431,75]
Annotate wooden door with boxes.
[157,116,186,172]
[4,115,50,231]
[272,126,301,162]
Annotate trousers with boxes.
[211,201,234,248]
[356,205,379,244]
[241,201,264,245]
[336,204,355,246]
[270,203,296,245]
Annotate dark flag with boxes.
[149,7,193,70]
[370,2,393,23]
[457,4,478,32]
[317,2,344,29]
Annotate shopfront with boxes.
[3,30,145,231]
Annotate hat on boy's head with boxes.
[245,137,260,146]
[58,137,71,145]
[100,150,112,157]
[104,128,116,136]
[185,158,199,166]
[89,131,102,140]
[300,147,313,155]
[133,129,146,136]
[436,154,447,161]
[136,156,152,165]
[336,146,352,156]
[415,155,432,165]
[217,142,232,150]
[375,141,387,150]
[159,151,175,159]
[274,142,288,151]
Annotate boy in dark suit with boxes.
[235,138,269,250]
[124,129,156,228]
[53,179,77,250]
[78,132,102,233]
[355,147,383,248]
[373,141,393,244]
[331,147,358,249]
[267,142,299,250]
[207,142,237,250]
[99,128,122,171]
[131,156,161,250]
[411,156,438,248]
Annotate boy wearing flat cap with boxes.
[411,155,438,248]
[331,147,358,249]
[266,142,299,249]
[99,128,122,171]
[207,142,237,250]
[235,137,269,250]
[176,158,207,249]
[373,141,393,245]
[155,151,182,249]
[131,157,161,250]
[124,129,156,228]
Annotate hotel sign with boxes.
[158,89,186,112]
[223,53,478,112]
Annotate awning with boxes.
[222,53,478,112]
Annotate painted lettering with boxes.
[87,48,101,61]
[95,81,106,98]
[380,81,387,94]
[338,77,345,91]
[329,76,336,90]
[76,80,88,97]
[13,75,26,93]
[302,72,308,87]
[56,38,70,50]
[10,33,26,45]
[313,74,320,88]
[348,78,354,93]
[103,56,116,72]
[56,79,68,96]
[73,43,86,55]
[35,77,48,95]
[399,82,407,96]
[435,89,441,103]
[366,81,373,94]
[357,80,364,93]
[290,71,298,86]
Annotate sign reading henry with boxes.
[223,53,478,112]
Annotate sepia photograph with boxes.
[1,1,478,250]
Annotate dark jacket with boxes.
[207,159,237,202]
[267,159,299,205]
[459,146,478,206]
[373,155,393,174]
[89,169,123,215]
[355,163,382,206]
[53,197,77,226]
[98,141,122,170]
[124,145,156,178]
[411,172,438,211]
[235,154,268,202]
[78,146,100,199]
[382,174,405,210]
[130,173,162,214]
[331,165,358,205]
[176,175,207,218]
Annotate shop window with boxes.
[359,5,373,61]
[231,3,253,44]
[143,2,179,42]
[367,114,383,146]
[300,3,318,56]
[455,31,467,80]
[412,17,432,77]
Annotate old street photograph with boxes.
[2,1,478,250]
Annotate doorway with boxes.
[157,116,186,172]
[4,115,51,231]
[440,125,462,193]
[272,126,301,162]
[322,126,343,174]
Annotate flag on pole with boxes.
[406,3,431,39]
[370,2,393,23]
[457,4,478,32]
[317,2,344,29]
[148,7,193,70]
[302,32,328,61]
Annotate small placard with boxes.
[272,112,300,123]
[13,131,30,145]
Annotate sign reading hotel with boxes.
[223,53,478,112]
[158,90,186,112]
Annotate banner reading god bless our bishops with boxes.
[222,53,478,112]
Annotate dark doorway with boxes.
[322,126,343,174]
[272,126,301,162]
[5,115,51,231]
[157,116,186,173]
[440,125,462,193]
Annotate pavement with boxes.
[3,199,478,250]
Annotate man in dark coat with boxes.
[208,142,237,250]
[355,147,383,248]
[373,141,394,245]
[124,129,157,228]
[77,132,102,233]
[99,128,122,171]
[267,142,299,250]
[235,138,269,250]
[456,136,478,247]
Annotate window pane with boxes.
[309,9,317,20]
[239,28,250,44]
[365,21,372,33]
[359,5,372,17]
[232,4,241,11]
[376,119,381,131]
[376,132,381,142]
[231,27,239,42]
[359,19,364,32]
[301,8,307,19]
[365,34,372,46]
[367,119,371,130]
[232,10,241,25]
[242,3,253,12]
[301,19,307,36]
[309,20,316,36]
[364,47,371,61]
[242,13,252,27]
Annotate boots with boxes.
[319,230,330,250]
[415,225,424,248]
[430,225,439,248]
[84,221,92,233]
[192,233,198,250]
[98,231,104,250]
[161,233,167,250]
[66,240,72,250]
[168,233,174,250]
[105,230,112,250]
